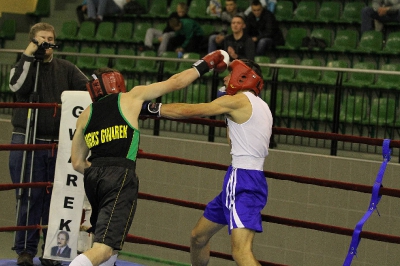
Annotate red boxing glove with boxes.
[192,50,229,77]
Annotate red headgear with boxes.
[86,71,126,102]
[226,60,264,96]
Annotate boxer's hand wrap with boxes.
[217,86,227,98]
[140,101,162,117]
[192,50,229,77]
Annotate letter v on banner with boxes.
[43,91,93,261]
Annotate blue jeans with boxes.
[87,0,122,19]
[208,34,218,53]
[9,133,57,256]
[361,6,400,34]
[256,38,274,56]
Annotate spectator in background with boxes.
[361,0,400,34]
[143,2,189,56]
[9,22,88,266]
[86,0,127,22]
[207,0,223,17]
[224,15,255,61]
[244,0,277,15]
[76,0,88,25]
[207,0,244,53]
[246,0,284,55]
[167,17,205,55]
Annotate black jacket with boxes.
[246,8,285,46]
[9,54,88,139]
[224,33,255,61]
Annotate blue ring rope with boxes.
[343,139,391,266]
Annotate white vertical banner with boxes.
[43,91,92,260]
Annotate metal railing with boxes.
[1,48,400,157]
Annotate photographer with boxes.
[9,22,88,266]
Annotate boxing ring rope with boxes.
[1,102,399,265]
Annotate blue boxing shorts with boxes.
[204,166,268,234]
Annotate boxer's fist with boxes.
[192,50,229,77]
[140,101,162,117]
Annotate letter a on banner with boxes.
[43,91,92,261]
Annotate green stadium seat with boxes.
[262,89,284,117]
[295,58,322,83]
[160,51,178,75]
[235,0,249,12]
[177,52,200,72]
[311,28,333,48]
[94,21,115,43]
[360,97,396,139]
[76,21,97,44]
[76,46,97,70]
[326,29,359,53]
[275,57,296,82]
[311,93,335,121]
[143,0,169,19]
[316,1,341,23]
[281,91,313,128]
[57,20,78,42]
[169,0,188,15]
[135,0,148,12]
[380,31,400,56]
[126,77,141,91]
[276,27,308,51]
[93,47,115,69]
[356,30,383,54]
[186,83,207,103]
[340,2,365,24]
[132,22,152,44]
[201,24,216,37]
[317,60,349,85]
[188,0,209,19]
[0,19,16,47]
[275,1,294,22]
[292,1,318,22]
[114,48,136,73]
[135,50,158,73]
[114,22,134,45]
[370,63,400,90]
[343,62,376,88]
[254,56,272,81]
[363,97,397,138]
[59,45,79,64]
[339,95,368,125]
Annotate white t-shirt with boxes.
[227,92,273,170]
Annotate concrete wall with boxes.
[128,134,400,266]
[0,117,399,265]
[0,0,37,16]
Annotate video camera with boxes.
[32,39,59,49]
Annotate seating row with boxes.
[57,20,218,50]
[275,28,400,65]
[275,1,366,24]
[57,42,400,91]
[254,56,400,91]
[265,89,398,137]
[58,46,201,75]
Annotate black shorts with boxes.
[84,157,138,250]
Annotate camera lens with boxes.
[41,42,50,49]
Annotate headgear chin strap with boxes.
[86,71,126,102]
[226,60,264,96]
